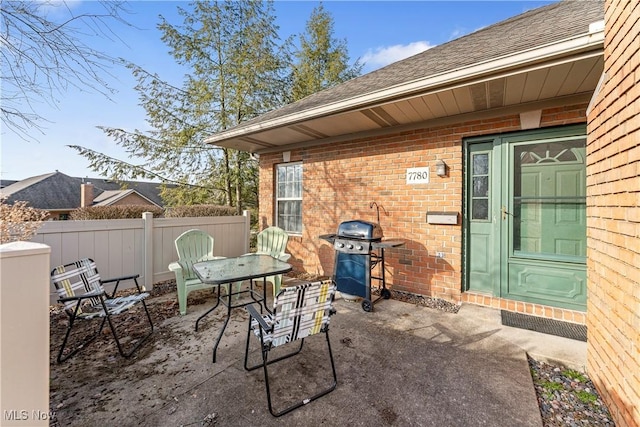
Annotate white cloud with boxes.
[361,41,434,71]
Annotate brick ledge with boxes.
[461,291,586,325]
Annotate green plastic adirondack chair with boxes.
[169,229,235,315]
[253,226,291,298]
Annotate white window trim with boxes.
[275,162,303,235]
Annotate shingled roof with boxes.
[205,0,604,152]
[0,172,172,210]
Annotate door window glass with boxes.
[471,153,490,220]
[513,138,586,260]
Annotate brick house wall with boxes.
[586,1,640,426]
[259,103,588,313]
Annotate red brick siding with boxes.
[586,1,640,426]
[462,292,587,324]
[260,104,588,305]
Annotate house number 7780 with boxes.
[406,167,430,184]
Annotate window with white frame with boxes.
[276,162,302,234]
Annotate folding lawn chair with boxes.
[244,279,337,416]
[51,258,154,363]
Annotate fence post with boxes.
[143,212,154,290]
[243,210,251,253]
[0,242,51,425]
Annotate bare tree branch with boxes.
[1,1,132,140]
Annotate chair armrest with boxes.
[246,304,272,332]
[198,256,226,262]
[58,290,105,303]
[102,274,140,284]
[102,273,144,297]
[168,262,183,272]
[279,253,291,262]
[252,251,291,262]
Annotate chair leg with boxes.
[272,275,282,299]
[244,328,304,372]
[102,299,154,358]
[220,283,230,296]
[178,283,188,315]
[233,281,243,300]
[57,314,108,364]
[262,331,338,417]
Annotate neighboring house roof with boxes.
[0,180,18,189]
[0,171,172,210]
[205,0,604,153]
[92,189,157,207]
[85,178,169,207]
[0,172,83,210]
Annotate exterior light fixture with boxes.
[435,159,447,177]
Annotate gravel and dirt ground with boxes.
[48,279,614,426]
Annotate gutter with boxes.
[205,23,604,146]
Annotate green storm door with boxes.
[465,126,587,311]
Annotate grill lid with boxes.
[337,219,383,240]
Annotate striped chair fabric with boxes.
[250,279,336,347]
[52,258,149,319]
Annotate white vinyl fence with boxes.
[30,211,251,303]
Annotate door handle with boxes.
[501,206,509,220]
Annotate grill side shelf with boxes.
[371,240,405,249]
[319,234,336,243]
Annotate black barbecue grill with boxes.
[320,219,404,312]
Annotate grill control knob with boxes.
[337,243,344,248]
[347,244,354,249]
[356,245,364,251]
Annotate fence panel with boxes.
[32,212,250,304]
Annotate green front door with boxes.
[464,126,587,311]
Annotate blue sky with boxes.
[1,0,555,181]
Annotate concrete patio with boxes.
[49,282,586,427]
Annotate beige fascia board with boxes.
[205,29,604,146]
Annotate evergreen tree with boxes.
[290,3,362,102]
[71,1,361,211]
[71,1,289,211]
